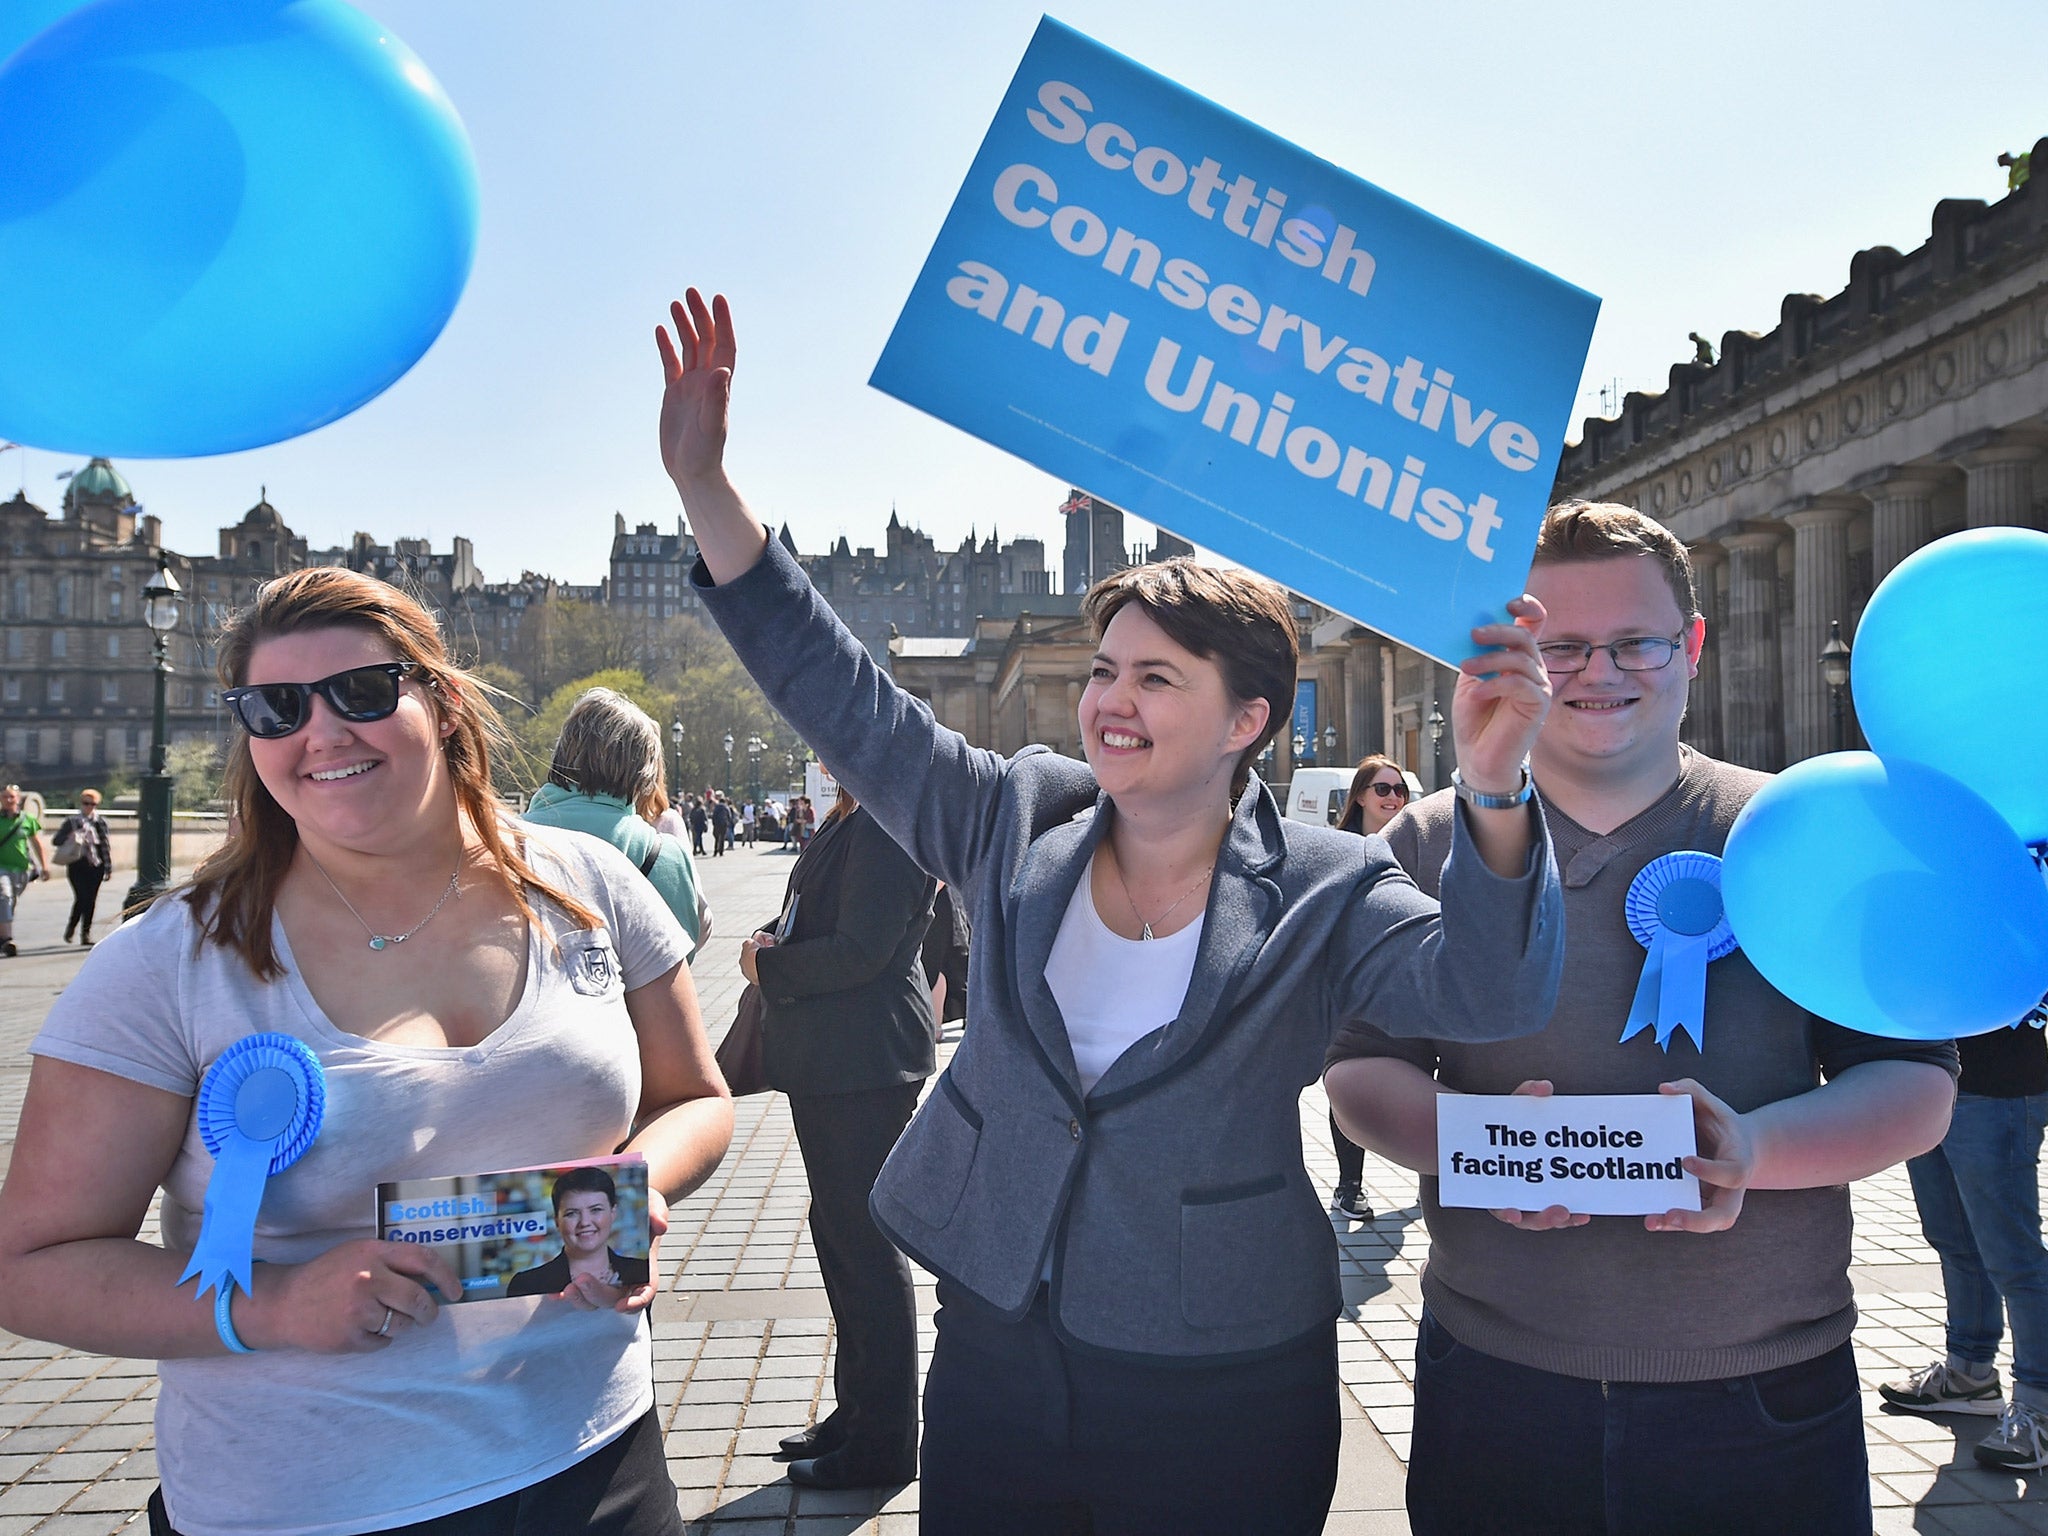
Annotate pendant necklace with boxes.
[1109,846,1214,941]
[303,850,462,951]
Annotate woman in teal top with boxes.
[524,689,707,957]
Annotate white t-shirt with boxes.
[31,826,693,1536]
[1044,873,1204,1094]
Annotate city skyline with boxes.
[0,2,2036,586]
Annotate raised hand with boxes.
[1450,595,1551,795]
[655,289,737,491]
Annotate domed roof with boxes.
[66,457,131,504]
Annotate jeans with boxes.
[1906,1090,2048,1392]
[1408,1310,1870,1535]
[0,868,31,923]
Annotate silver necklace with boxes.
[1108,846,1215,941]
[303,851,462,951]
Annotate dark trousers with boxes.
[1408,1310,1871,1535]
[1329,1112,1365,1187]
[788,1080,923,1465]
[921,1286,1340,1535]
[65,862,104,937]
[148,1407,683,1535]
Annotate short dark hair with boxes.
[550,1165,618,1213]
[1082,557,1298,796]
[1533,501,1699,620]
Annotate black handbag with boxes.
[713,984,769,1096]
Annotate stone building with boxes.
[1553,139,2048,771]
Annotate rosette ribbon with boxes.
[1621,852,1739,1053]
[178,1033,326,1301]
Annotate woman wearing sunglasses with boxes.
[0,567,733,1536]
[1321,754,1416,1224]
[658,290,1565,1533]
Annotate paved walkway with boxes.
[0,845,2041,1532]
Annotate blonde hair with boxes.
[186,566,602,978]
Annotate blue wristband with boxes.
[215,1283,256,1354]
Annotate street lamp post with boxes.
[1819,619,1852,755]
[1427,701,1447,792]
[721,730,734,799]
[746,734,763,804]
[1323,723,1339,763]
[1292,730,1308,768]
[670,719,683,800]
[124,554,182,913]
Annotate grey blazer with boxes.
[699,539,1564,1363]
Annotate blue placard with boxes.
[872,17,1601,666]
[1293,679,1317,752]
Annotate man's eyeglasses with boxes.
[1368,781,1409,799]
[221,662,419,739]
[1538,635,1686,675]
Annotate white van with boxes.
[1280,767,1355,828]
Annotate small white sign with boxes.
[1435,1094,1701,1217]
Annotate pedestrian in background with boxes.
[0,784,49,959]
[689,796,708,855]
[1882,1025,2048,1469]
[743,783,936,1489]
[711,793,734,857]
[523,687,709,959]
[53,788,112,947]
[1323,753,1412,1225]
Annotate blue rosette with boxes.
[178,1033,326,1301]
[1621,852,1738,1054]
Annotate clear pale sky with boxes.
[6,1,2039,586]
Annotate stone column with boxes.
[1720,529,1786,770]
[1783,503,1861,763]
[1684,542,1725,759]
[1868,469,1948,580]
[1962,443,2041,529]
[1347,632,1384,758]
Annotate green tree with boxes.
[165,738,224,810]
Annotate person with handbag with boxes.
[740,783,936,1490]
[0,783,49,960]
[52,788,113,946]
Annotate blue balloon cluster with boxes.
[1723,529,2048,1039]
[0,0,478,458]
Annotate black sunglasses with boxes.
[222,662,419,739]
[1368,781,1409,799]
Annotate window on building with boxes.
[47,676,63,703]
[106,634,120,659]
[4,631,20,661]
[101,677,119,704]
[7,578,26,619]
[108,586,123,617]
[1,677,17,702]
[54,577,72,618]
[49,630,66,659]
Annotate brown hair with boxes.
[185,566,602,979]
[1338,754,1405,834]
[1082,557,1298,795]
[1532,500,1699,620]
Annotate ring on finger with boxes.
[375,1305,394,1338]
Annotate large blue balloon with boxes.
[1723,752,2048,1039]
[0,0,478,457]
[1853,527,2048,848]
[0,0,96,67]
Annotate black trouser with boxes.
[921,1286,1340,1534]
[1330,1111,1365,1187]
[148,1407,683,1535]
[65,862,104,937]
[788,1080,923,1466]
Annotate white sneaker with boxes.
[1976,1400,2048,1470]
[1878,1360,2004,1416]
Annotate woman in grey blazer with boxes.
[656,291,1566,1534]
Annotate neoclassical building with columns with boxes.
[1553,136,2048,771]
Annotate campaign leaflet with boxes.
[375,1154,651,1304]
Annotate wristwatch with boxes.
[1450,763,1534,810]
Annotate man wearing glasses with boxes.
[1325,501,1958,1534]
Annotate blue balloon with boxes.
[1723,752,2048,1039]
[0,0,97,67]
[0,0,478,457]
[1853,527,2048,847]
